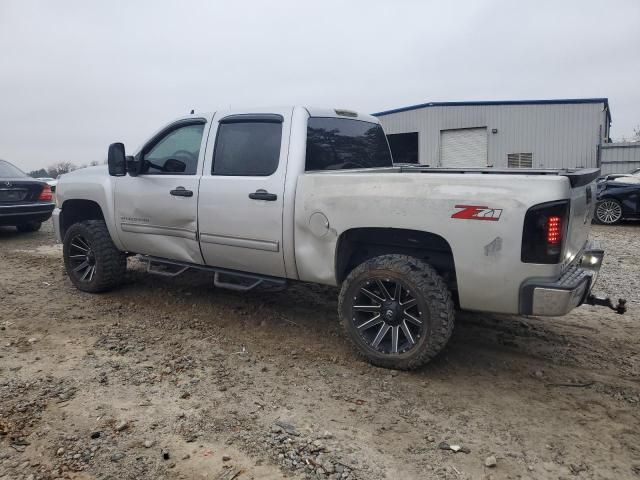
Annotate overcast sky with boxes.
[1,0,639,171]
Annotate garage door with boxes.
[440,127,487,167]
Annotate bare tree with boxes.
[46,162,77,178]
[633,125,640,142]
[28,168,48,178]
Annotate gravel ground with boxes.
[0,220,638,480]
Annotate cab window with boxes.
[212,120,282,176]
[141,123,205,175]
[305,117,393,171]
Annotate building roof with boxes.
[373,98,611,122]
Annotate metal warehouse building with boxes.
[600,142,640,175]
[373,98,611,170]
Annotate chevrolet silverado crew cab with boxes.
[53,106,622,370]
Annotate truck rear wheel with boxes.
[63,220,126,293]
[338,254,455,370]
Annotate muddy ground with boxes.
[0,221,638,480]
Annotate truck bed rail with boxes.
[397,166,601,187]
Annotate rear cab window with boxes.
[305,117,393,171]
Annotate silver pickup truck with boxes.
[53,106,622,370]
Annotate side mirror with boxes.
[126,155,141,177]
[107,143,127,176]
[163,158,187,173]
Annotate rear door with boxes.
[440,127,488,167]
[114,118,208,264]
[198,108,292,277]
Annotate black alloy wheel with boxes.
[351,278,424,354]
[67,234,98,283]
[63,220,126,293]
[339,254,455,370]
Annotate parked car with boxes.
[0,159,55,232]
[53,106,619,370]
[594,173,640,224]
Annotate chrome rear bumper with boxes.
[520,245,603,316]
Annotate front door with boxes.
[198,108,291,277]
[114,118,208,264]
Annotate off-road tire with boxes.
[338,254,455,370]
[63,220,126,293]
[16,221,42,232]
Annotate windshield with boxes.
[305,117,393,171]
[0,160,28,178]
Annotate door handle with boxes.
[249,189,277,201]
[170,187,193,197]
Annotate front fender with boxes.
[56,167,123,250]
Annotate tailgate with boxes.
[563,170,599,266]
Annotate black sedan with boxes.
[594,173,640,224]
[0,159,55,232]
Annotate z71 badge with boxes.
[451,205,503,221]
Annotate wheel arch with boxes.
[59,199,105,240]
[598,192,624,202]
[335,227,458,294]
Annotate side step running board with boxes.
[214,272,263,292]
[146,263,189,277]
[139,255,287,292]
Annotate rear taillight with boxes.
[521,200,569,264]
[38,184,53,202]
[546,216,562,245]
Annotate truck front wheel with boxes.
[63,220,126,293]
[338,254,455,370]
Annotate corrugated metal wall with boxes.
[600,143,640,175]
[376,102,608,169]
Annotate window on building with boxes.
[387,132,419,164]
[213,121,282,176]
[507,153,533,168]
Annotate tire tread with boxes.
[338,254,455,370]
[63,220,126,293]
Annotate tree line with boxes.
[27,160,103,179]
